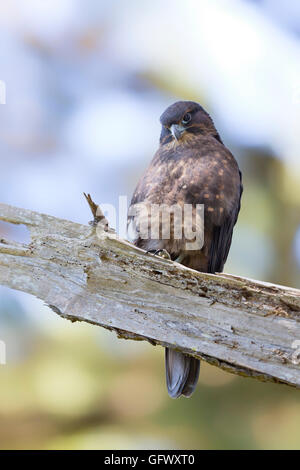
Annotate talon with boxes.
[145,249,156,256]
[155,249,171,260]
[157,249,171,260]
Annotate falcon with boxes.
[128,101,242,398]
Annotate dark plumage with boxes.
[128,101,242,398]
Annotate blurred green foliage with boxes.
[1,318,300,450]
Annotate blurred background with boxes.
[0,0,300,450]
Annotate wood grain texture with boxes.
[1,202,300,388]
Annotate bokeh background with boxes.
[0,0,300,450]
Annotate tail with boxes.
[165,348,200,398]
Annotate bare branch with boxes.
[0,201,300,388]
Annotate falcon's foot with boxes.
[146,249,171,260]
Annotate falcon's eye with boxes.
[182,113,191,125]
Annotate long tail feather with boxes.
[165,348,200,398]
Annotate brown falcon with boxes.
[128,101,242,398]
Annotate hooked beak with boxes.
[170,124,185,140]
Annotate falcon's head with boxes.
[159,101,222,145]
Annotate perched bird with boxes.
[128,101,242,398]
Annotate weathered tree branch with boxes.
[0,201,300,388]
